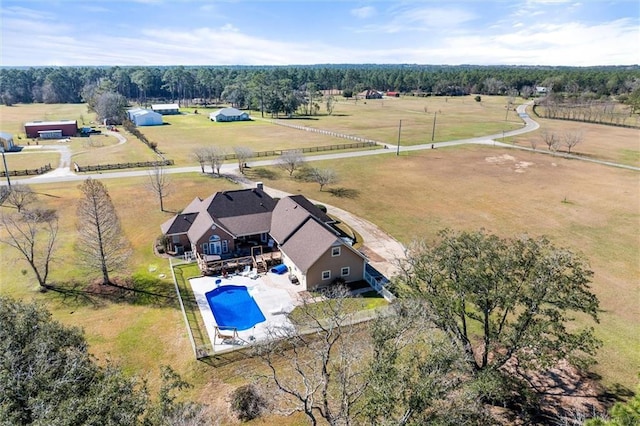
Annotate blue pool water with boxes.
[205,285,266,331]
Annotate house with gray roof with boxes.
[209,107,250,122]
[161,183,366,290]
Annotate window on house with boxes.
[341,267,350,277]
[322,270,331,280]
[222,240,228,253]
[332,247,341,257]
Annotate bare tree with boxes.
[206,146,226,176]
[563,131,584,154]
[311,168,337,191]
[0,208,58,290]
[529,137,539,150]
[146,164,171,211]
[2,183,37,212]
[191,147,209,173]
[76,178,130,285]
[325,95,336,115]
[541,130,559,151]
[255,286,369,426]
[276,150,305,177]
[233,146,254,174]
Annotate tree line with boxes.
[1,64,639,108]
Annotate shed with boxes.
[209,107,250,122]
[0,132,15,151]
[24,120,78,138]
[151,103,180,115]
[128,109,163,126]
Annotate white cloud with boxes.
[351,6,376,19]
[358,5,477,34]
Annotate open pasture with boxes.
[137,112,357,164]
[299,94,525,145]
[512,115,640,167]
[250,145,639,390]
[0,103,93,137]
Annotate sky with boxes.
[1,0,639,67]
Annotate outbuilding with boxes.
[209,107,250,122]
[24,120,78,138]
[0,132,15,151]
[151,103,180,115]
[127,108,163,126]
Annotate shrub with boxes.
[475,95,482,102]
[230,384,266,421]
[315,204,327,213]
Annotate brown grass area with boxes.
[254,146,639,390]
[2,151,60,171]
[512,114,640,167]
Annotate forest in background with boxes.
[1,64,639,108]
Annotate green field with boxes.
[0,99,638,423]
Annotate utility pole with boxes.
[431,112,437,142]
[396,119,402,156]
[0,147,10,187]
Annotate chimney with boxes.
[256,182,263,191]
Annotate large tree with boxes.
[94,91,128,124]
[396,229,601,375]
[0,208,58,290]
[76,178,130,285]
[0,297,213,426]
[363,301,491,425]
[0,297,146,425]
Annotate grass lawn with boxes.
[2,151,60,171]
[290,94,524,145]
[251,144,639,392]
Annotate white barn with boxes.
[209,107,250,122]
[128,108,163,126]
[151,103,180,115]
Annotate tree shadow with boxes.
[328,187,360,199]
[48,275,179,309]
[245,168,279,180]
[293,167,316,182]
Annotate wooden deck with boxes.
[195,250,282,275]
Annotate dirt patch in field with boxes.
[485,153,535,173]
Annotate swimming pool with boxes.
[205,285,266,331]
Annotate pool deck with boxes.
[189,271,308,353]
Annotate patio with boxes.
[189,269,308,353]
